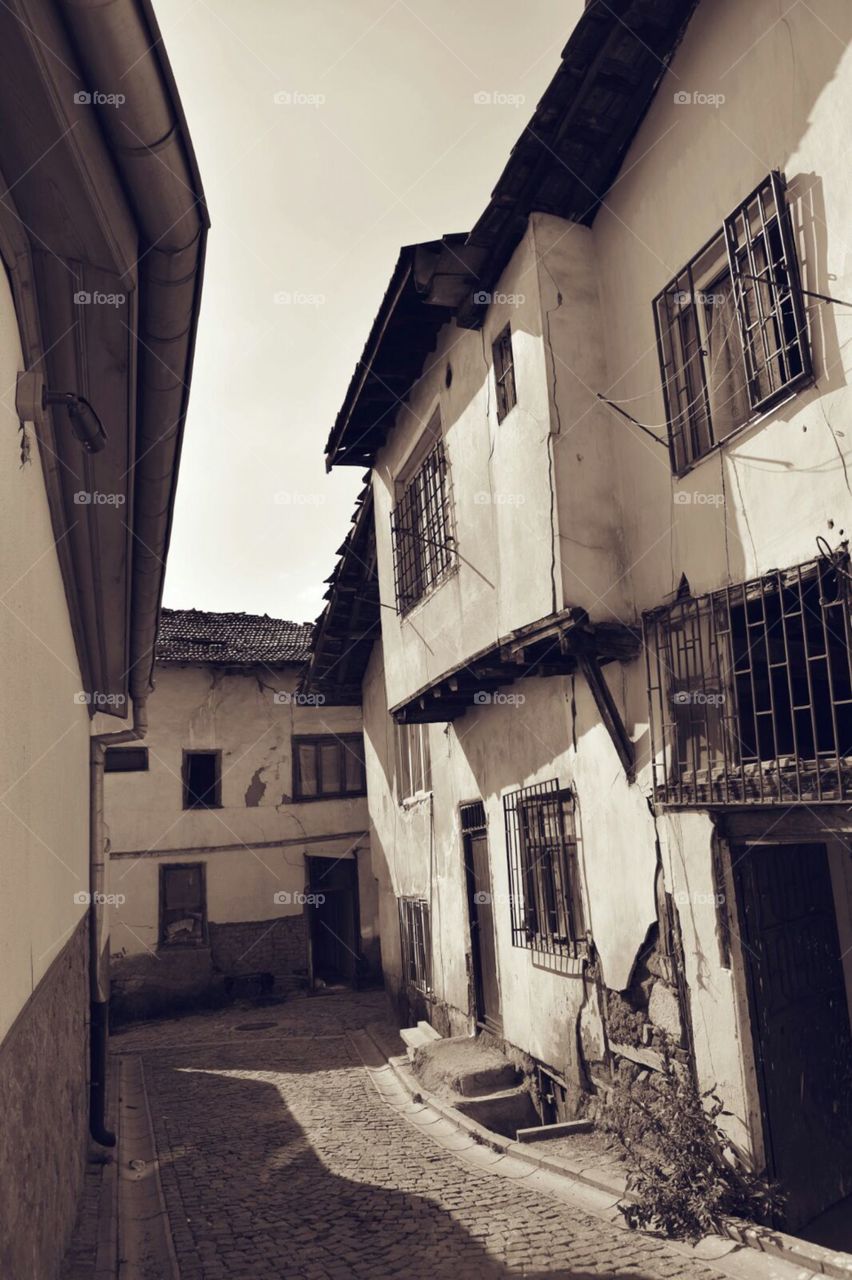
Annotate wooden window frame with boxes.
[182,750,222,810]
[395,721,432,803]
[292,733,367,801]
[159,862,207,948]
[398,896,432,994]
[492,323,517,423]
[654,171,812,475]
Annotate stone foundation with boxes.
[0,915,89,1280]
[111,914,309,1021]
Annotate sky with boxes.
[155,0,584,624]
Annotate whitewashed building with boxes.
[106,608,379,1019]
[308,0,852,1239]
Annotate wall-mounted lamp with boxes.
[16,371,107,454]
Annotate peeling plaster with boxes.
[244,767,266,807]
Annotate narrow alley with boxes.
[64,992,782,1280]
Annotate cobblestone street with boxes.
[105,992,755,1280]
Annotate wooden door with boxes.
[464,829,502,1034]
[734,842,852,1228]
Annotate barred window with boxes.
[391,437,454,614]
[644,554,852,805]
[398,897,431,993]
[503,780,583,956]
[492,324,517,423]
[654,172,811,473]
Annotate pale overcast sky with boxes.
[156,0,584,623]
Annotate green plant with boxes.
[603,1054,783,1241]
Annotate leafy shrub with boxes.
[602,1053,783,1241]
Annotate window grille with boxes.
[460,799,486,832]
[654,172,811,473]
[503,780,583,956]
[492,324,517,423]
[391,438,454,614]
[398,897,431,994]
[644,553,852,805]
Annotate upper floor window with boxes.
[391,434,455,614]
[654,172,811,474]
[644,554,852,806]
[293,733,366,800]
[160,863,206,946]
[183,750,221,809]
[398,896,432,994]
[492,323,517,423]
[395,721,431,801]
[503,780,584,956]
[105,746,148,772]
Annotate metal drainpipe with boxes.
[88,696,148,1146]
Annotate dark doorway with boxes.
[306,857,360,988]
[461,803,502,1035]
[733,841,852,1229]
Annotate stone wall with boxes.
[0,916,89,1280]
[111,914,309,1021]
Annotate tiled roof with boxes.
[157,608,313,666]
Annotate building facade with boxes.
[0,1,206,1274]
[309,0,852,1238]
[106,609,379,1019]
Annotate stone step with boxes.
[416,1020,441,1043]
[400,1024,441,1059]
[411,1034,521,1097]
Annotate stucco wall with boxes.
[105,663,379,1003]
[0,264,92,1276]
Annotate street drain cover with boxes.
[235,1021,276,1032]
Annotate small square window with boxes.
[104,747,148,772]
[183,751,221,809]
[492,324,517,423]
[160,863,206,946]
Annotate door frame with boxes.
[460,803,503,1035]
[305,854,362,990]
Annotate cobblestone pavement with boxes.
[124,992,735,1279]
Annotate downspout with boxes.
[89,696,148,1147]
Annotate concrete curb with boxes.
[350,1028,852,1280]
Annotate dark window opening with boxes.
[104,747,148,772]
[398,896,431,994]
[391,437,455,614]
[654,172,811,473]
[645,554,852,804]
[160,863,206,946]
[503,780,584,956]
[293,734,366,800]
[492,323,517,423]
[183,751,221,809]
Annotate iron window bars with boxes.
[644,552,852,805]
[293,733,367,800]
[391,438,455,614]
[492,324,517,423]
[398,896,432,994]
[503,779,584,956]
[654,171,812,473]
[460,799,486,832]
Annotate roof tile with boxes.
[157,608,312,666]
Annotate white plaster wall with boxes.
[105,663,375,958]
[0,264,90,1042]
